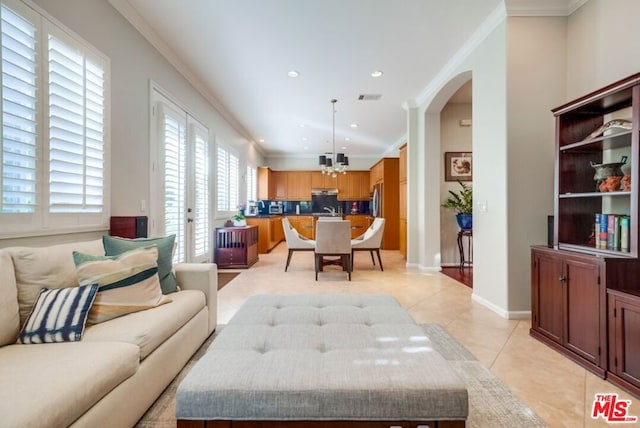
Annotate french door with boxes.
[151,89,211,263]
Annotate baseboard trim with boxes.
[471,293,531,320]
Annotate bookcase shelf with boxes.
[531,74,640,395]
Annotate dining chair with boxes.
[282,218,316,271]
[351,217,385,271]
[314,220,351,281]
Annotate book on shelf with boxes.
[599,213,608,250]
[620,216,630,252]
[595,213,630,252]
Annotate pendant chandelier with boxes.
[318,98,348,177]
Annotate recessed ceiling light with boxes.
[371,70,383,78]
[303,146,308,150]
[302,137,307,141]
[350,123,358,128]
[287,70,299,78]
[345,137,350,141]
[258,139,264,143]
[341,146,347,150]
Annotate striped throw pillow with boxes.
[17,284,98,344]
[73,246,172,324]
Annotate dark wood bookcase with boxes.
[531,73,640,396]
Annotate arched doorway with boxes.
[439,80,473,287]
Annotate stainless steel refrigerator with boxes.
[371,183,383,217]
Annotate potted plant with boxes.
[232,203,246,226]
[441,180,473,230]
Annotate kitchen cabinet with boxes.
[530,246,606,376]
[272,171,287,201]
[337,171,370,200]
[399,143,407,258]
[246,216,283,253]
[288,215,314,240]
[311,171,337,189]
[257,167,272,200]
[287,171,312,200]
[608,289,640,397]
[370,161,384,191]
[345,215,373,239]
[370,157,399,250]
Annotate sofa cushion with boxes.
[17,284,98,344]
[74,246,172,324]
[0,250,20,346]
[8,239,104,326]
[0,341,139,428]
[83,289,205,359]
[103,235,178,294]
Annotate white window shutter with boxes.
[0,3,38,213]
[191,121,209,260]
[162,106,186,263]
[47,31,105,213]
[246,165,256,203]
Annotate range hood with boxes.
[311,188,338,195]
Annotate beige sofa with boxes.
[0,239,217,428]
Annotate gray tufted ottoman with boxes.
[176,294,468,428]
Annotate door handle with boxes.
[559,275,566,283]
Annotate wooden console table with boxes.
[214,225,259,269]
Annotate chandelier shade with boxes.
[319,99,348,177]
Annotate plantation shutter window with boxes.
[246,165,256,203]
[0,2,37,213]
[161,104,186,263]
[48,30,105,213]
[0,0,110,236]
[191,121,210,261]
[216,144,238,214]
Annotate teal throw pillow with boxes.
[102,235,178,294]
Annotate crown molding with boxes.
[414,2,506,108]
[504,0,589,16]
[107,0,254,144]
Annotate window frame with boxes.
[216,140,239,218]
[0,0,110,238]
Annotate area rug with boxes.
[135,324,546,428]
[217,272,240,290]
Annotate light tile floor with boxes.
[216,243,638,428]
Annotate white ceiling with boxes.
[112,0,584,158]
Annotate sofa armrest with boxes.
[174,263,217,334]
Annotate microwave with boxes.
[269,205,283,214]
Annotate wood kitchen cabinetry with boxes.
[337,171,370,200]
[246,216,284,253]
[531,74,640,394]
[287,171,312,200]
[258,170,370,201]
[399,144,407,258]
[311,171,337,190]
[287,215,314,240]
[345,215,373,239]
[370,157,399,250]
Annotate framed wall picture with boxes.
[444,152,472,181]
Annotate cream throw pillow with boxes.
[73,246,171,324]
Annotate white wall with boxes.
[28,0,263,235]
[439,103,472,265]
[566,0,640,100]
[505,16,567,313]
